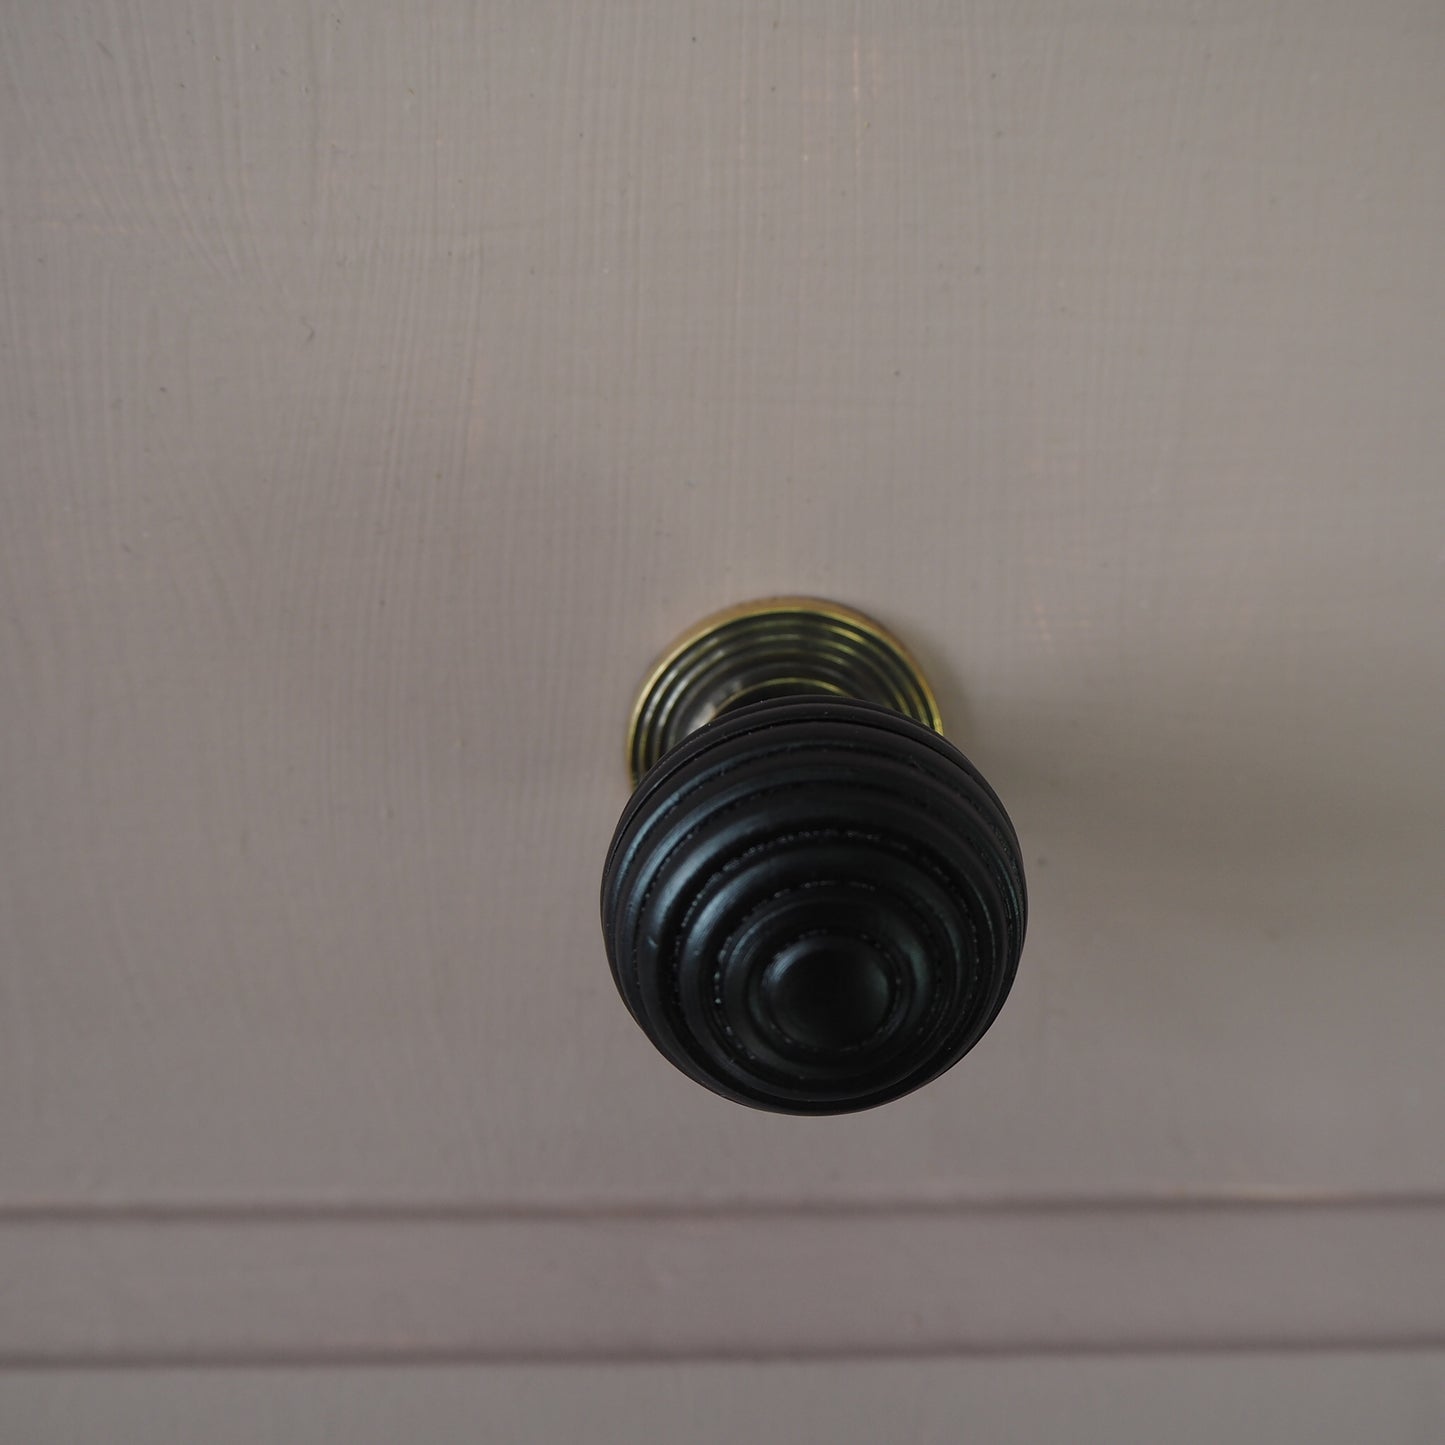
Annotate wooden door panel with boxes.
[2,0,1442,1362]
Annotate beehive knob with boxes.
[601,687,1026,1115]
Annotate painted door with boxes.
[2,0,1442,1436]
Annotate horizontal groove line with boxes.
[4,1338,1445,1373]
[2,1190,1443,1226]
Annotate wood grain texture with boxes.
[1,0,1443,1365]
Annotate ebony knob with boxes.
[601,600,1027,1115]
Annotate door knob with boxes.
[601,598,1027,1114]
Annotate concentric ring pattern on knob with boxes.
[601,697,1027,1114]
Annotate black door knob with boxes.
[601,599,1026,1115]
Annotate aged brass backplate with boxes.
[627,597,943,784]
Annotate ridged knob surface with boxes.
[601,697,1027,1114]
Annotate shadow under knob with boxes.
[601,696,1027,1114]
